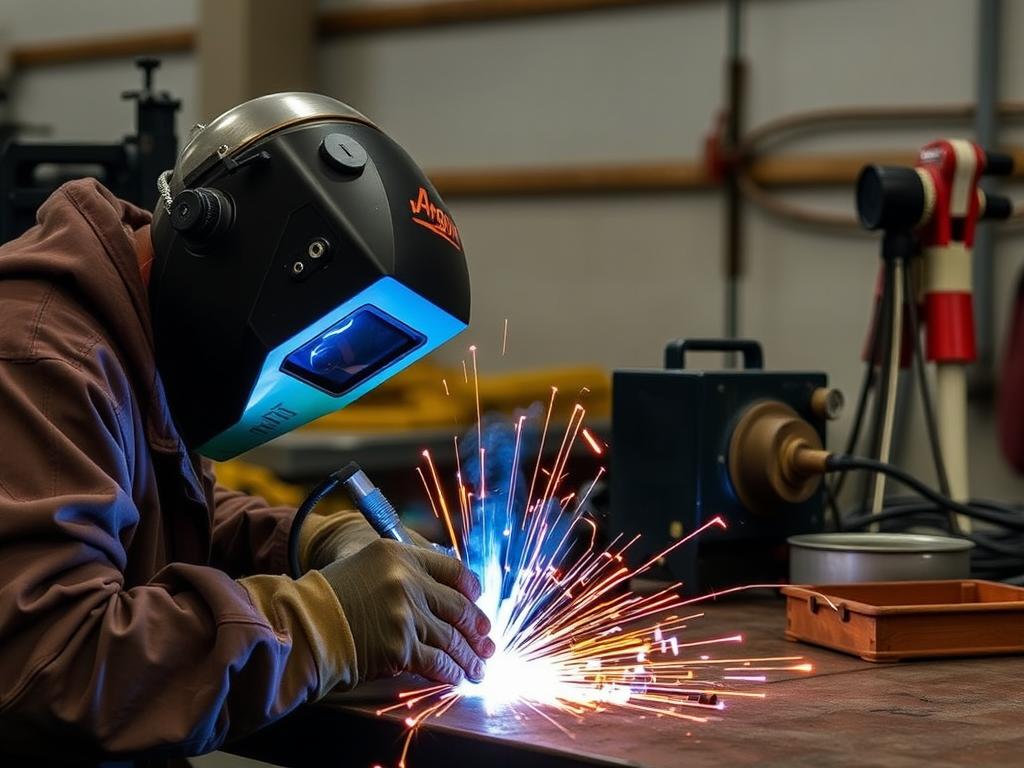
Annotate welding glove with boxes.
[300,507,433,571]
[320,539,495,686]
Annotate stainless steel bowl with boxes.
[788,533,974,584]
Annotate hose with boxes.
[287,466,357,578]
[824,453,1024,531]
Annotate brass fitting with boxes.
[728,400,828,514]
[810,387,845,421]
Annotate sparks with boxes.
[377,366,811,766]
[581,427,604,456]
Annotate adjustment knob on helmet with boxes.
[170,187,234,246]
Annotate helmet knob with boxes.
[170,187,234,247]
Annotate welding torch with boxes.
[289,461,452,577]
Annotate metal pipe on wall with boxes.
[723,0,745,366]
[971,0,1002,395]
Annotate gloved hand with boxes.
[301,508,433,571]
[321,539,495,685]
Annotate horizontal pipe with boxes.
[316,0,698,35]
[430,161,711,196]
[10,27,194,68]
[746,151,919,187]
[430,148,1024,198]
[742,101,1024,153]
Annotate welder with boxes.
[0,93,493,763]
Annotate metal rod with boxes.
[727,0,742,56]
[935,363,972,532]
[870,258,904,521]
[341,463,455,556]
[342,467,419,547]
[971,0,1002,394]
[723,0,745,366]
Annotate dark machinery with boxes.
[610,339,839,594]
[0,58,179,242]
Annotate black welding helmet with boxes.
[150,93,470,460]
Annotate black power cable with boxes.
[862,257,896,514]
[827,340,877,524]
[287,463,368,578]
[843,509,1024,555]
[833,493,1024,578]
[828,265,886,523]
[825,453,1024,530]
[830,238,907,513]
[901,256,960,534]
[287,471,347,578]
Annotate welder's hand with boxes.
[304,509,433,571]
[321,539,495,686]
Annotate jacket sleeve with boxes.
[0,357,357,758]
[203,463,295,577]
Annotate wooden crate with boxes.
[782,580,1024,662]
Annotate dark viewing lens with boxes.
[282,307,424,395]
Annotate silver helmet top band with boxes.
[165,92,375,201]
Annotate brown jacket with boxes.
[0,180,355,760]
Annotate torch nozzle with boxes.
[336,463,418,548]
[337,462,455,556]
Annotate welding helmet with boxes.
[150,93,470,460]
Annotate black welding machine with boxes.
[610,339,840,594]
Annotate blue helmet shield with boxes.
[198,277,464,459]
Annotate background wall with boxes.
[1,0,1021,497]
[2,0,198,140]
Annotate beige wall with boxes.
[2,0,1022,497]
[2,0,198,140]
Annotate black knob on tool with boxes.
[856,165,928,232]
[981,193,1013,221]
[170,187,234,247]
[984,151,1014,177]
[137,57,160,91]
[122,57,163,102]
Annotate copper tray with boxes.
[782,580,1024,662]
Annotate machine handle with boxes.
[664,338,764,370]
[984,151,1014,177]
[981,193,1013,221]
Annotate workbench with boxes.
[230,594,1024,767]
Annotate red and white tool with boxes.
[856,141,1013,530]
